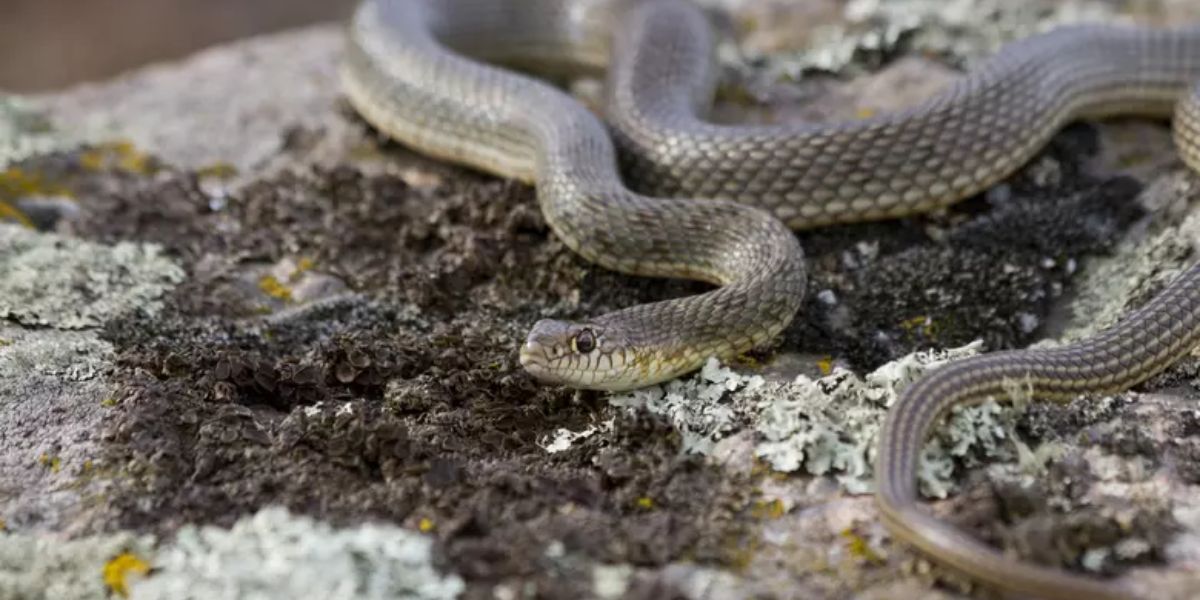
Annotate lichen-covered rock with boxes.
[0,530,153,600]
[2,0,1200,598]
[0,97,77,169]
[0,224,184,329]
[608,344,1029,498]
[129,507,463,600]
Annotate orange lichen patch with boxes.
[856,107,877,119]
[103,552,152,598]
[840,527,884,565]
[258,275,293,302]
[418,517,435,533]
[38,453,62,473]
[750,498,787,520]
[79,140,153,174]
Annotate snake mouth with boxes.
[519,339,557,382]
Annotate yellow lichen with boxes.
[899,315,938,338]
[635,496,654,510]
[195,162,239,179]
[78,149,104,172]
[100,397,118,407]
[276,257,317,285]
[80,140,153,175]
[38,453,62,473]
[817,356,835,376]
[418,517,435,533]
[1116,150,1152,169]
[258,275,293,302]
[0,167,74,206]
[720,533,761,572]
[0,200,34,228]
[840,528,884,565]
[856,107,877,119]
[749,456,791,480]
[749,456,772,477]
[103,552,151,598]
[750,498,786,520]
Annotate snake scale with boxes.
[341,0,1200,598]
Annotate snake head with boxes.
[520,319,639,391]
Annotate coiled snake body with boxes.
[342,0,1200,598]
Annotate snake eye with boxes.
[572,329,596,354]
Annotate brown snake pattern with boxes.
[341,0,1200,597]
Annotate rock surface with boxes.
[2,1,1200,599]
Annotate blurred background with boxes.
[0,0,357,92]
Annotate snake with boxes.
[341,0,1200,597]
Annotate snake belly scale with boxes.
[341,0,1200,598]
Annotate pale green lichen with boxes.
[1050,204,1199,344]
[714,0,1121,83]
[0,96,78,170]
[130,507,464,600]
[0,531,155,600]
[839,0,1122,62]
[609,358,761,455]
[0,327,114,383]
[591,564,634,599]
[751,342,1023,497]
[609,341,1032,498]
[0,224,185,329]
[0,508,465,600]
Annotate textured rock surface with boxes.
[2,0,1199,599]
